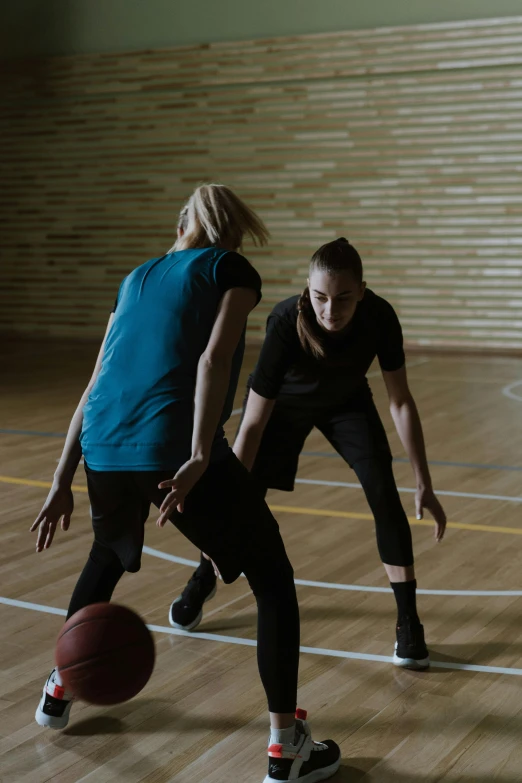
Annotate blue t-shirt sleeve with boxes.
[214,251,262,304]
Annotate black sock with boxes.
[390,579,419,625]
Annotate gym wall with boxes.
[2,14,522,350]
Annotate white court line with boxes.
[0,596,67,616]
[502,380,522,402]
[294,478,522,504]
[3,595,522,678]
[143,547,199,568]
[53,467,522,503]
[142,546,522,597]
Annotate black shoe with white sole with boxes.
[169,564,217,631]
[393,619,430,670]
[264,709,341,783]
[35,668,74,730]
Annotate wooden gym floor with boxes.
[2,339,522,782]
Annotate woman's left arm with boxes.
[382,365,447,541]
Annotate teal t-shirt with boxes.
[80,247,261,471]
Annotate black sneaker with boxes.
[35,668,74,729]
[393,619,430,670]
[264,709,341,782]
[169,564,217,631]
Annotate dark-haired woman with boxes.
[171,237,447,671]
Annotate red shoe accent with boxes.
[48,684,65,699]
[295,708,308,721]
[268,744,283,758]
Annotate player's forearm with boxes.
[191,352,232,465]
[390,397,432,489]
[54,391,89,487]
[233,423,265,471]
[233,391,275,471]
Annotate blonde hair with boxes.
[170,184,269,252]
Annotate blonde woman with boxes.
[31,185,340,783]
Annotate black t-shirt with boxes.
[250,289,405,405]
[112,250,261,312]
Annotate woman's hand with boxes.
[415,487,447,542]
[156,456,207,527]
[30,483,74,552]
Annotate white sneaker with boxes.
[35,668,74,730]
[264,709,341,782]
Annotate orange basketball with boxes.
[55,603,155,705]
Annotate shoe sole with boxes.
[35,687,73,730]
[393,642,430,671]
[169,584,217,631]
[263,756,341,783]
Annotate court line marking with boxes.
[141,546,522,597]
[0,596,67,616]
[301,452,522,473]
[9,471,522,504]
[1,596,521,678]
[3,474,522,536]
[269,503,522,536]
[502,380,522,402]
[294,477,522,504]
[4,472,520,598]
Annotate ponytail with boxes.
[297,286,326,359]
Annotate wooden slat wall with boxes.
[2,16,522,349]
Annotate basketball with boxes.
[55,603,155,706]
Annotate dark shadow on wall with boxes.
[0,1,75,336]
[0,0,74,59]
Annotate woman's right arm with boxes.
[157,286,258,524]
[233,390,275,471]
[30,313,115,552]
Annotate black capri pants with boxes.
[246,387,414,568]
[68,451,300,714]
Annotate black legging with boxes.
[67,538,299,714]
[66,456,300,715]
[245,391,415,567]
[352,456,413,566]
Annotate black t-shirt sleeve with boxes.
[250,313,298,399]
[377,302,405,372]
[214,251,262,304]
[111,277,127,313]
